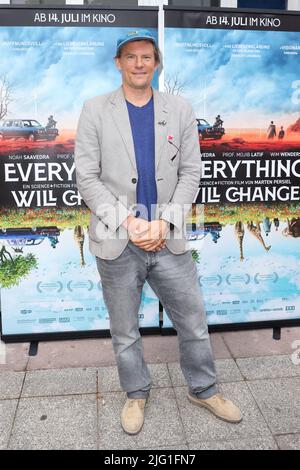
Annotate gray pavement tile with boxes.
[174,382,272,444]
[26,338,115,370]
[275,433,300,450]
[248,377,300,434]
[0,400,18,449]
[215,359,244,382]
[0,371,25,399]
[222,327,300,359]
[148,363,172,388]
[237,355,300,380]
[98,363,171,393]
[97,366,120,392]
[188,436,278,450]
[21,367,97,397]
[98,388,185,450]
[143,336,180,364]
[8,394,97,450]
[143,332,231,362]
[210,333,232,359]
[0,341,29,371]
[165,364,184,387]
[168,359,243,387]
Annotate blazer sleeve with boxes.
[160,100,201,230]
[74,101,132,233]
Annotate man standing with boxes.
[267,121,276,139]
[75,30,242,435]
[278,126,285,140]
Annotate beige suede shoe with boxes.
[188,393,242,423]
[121,398,147,435]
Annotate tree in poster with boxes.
[0,74,13,121]
[164,73,189,96]
[0,247,38,288]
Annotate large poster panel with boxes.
[0,7,159,340]
[164,8,300,327]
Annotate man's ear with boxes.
[115,57,121,71]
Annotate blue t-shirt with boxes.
[126,96,157,221]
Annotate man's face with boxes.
[115,40,158,90]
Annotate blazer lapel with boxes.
[110,87,137,172]
[110,87,168,172]
[153,89,168,171]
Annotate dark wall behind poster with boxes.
[238,1,286,9]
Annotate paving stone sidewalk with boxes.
[1,327,300,450]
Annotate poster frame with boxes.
[1,4,300,342]
[0,3,161,342]
[162,4,300,333]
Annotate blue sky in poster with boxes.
[164,28,300,128]
[0,26,158,129]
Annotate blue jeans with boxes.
[96,241,217,400]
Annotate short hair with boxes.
[115,39,161,65]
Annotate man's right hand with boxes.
[122,215,167,252]
[122,215,150,239]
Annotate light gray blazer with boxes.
[74,87,201,259]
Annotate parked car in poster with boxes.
[0,119,59,142]
[197,118,225,141]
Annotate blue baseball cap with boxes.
[116,29,157,55]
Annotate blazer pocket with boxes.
[167,153,180,168]
[167,145,180,167]
[88,216,105,243]
[166,136,180,166]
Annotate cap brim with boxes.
[117,36,156,51]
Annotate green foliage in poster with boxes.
[0,248,38,288]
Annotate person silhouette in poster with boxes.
[214,114,223,128]
[262,217,272,236]
[274,218,280,231]
[278,126,285,140]
[267,121,276,139]
[46,115,57,130]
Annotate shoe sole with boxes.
[187,394,242,424]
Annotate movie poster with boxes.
[164,8,300,327]
[0,7,159,339]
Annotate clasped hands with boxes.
[122,215,168,252]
